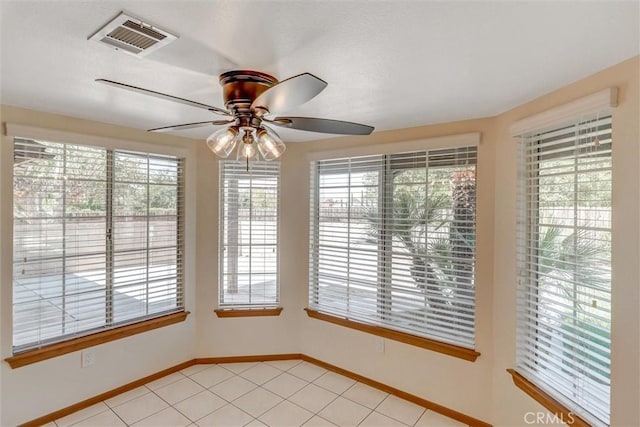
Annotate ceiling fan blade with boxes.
[271,116,374,135]
[96,79,231,116]
[251,73,327,114]
[148,120,232,132]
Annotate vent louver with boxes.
[89,12,177,56]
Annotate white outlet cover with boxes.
[81,349,96,368]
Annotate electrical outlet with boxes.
[375,337,385,353]
[81,349,96,368]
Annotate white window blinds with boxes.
[516,116,612,426]
[219,161,280,307]
[309,147,477,348]
[13,138,184,353]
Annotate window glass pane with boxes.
[150,184,177,213]
[12,138,184,352]
[114,151,147,183]
[309,148,477,348]
[314,159,381,319]
[149,155,179,185]
[516,116,611,425]
[219,161,279,307]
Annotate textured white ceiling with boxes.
[1,1,638,143]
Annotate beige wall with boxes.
[285,118,497,421]
[491,56,640,427]
[0,107,199,427]
[0,55,637,426]
[194,144,300,357]
[285,56,639,425]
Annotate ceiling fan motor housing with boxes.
[219,70,278,126]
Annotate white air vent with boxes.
[89,12,177,57]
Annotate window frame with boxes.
[217,160,281,311]
[2,124,192,368]
[514,114,613,426]
[307,134,480,358]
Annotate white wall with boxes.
[0,107,199,427]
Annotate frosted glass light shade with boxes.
[206,126,239,158]
[256,128,286,161]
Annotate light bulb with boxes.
[256,128,286,161]
[206,126,239,158]
[238,142,257,160]
[236,129,259,162]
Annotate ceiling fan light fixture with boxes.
[236,129,260,162]
[99,70,374,166]
[206,126,239,158]
[256,128,286,161]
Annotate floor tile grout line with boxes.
[283,404,316,427]
[126,375,208,426]
[182,384,244,426]
[155,374,208,406]
[217,361,260,376]
[60,363,277,426]
[231,363,315,418]
[189,368,234,390]
[410,407,428,427]
[374,393,416,427]
[227,399,267,424]
[333,375,377,427]
[104,385,153,410]
[369,393,426,427]
[109,407,129,427]
[342,381,390,417]
[186,393,252,427]
[156,386,220,424]
[308,413,338,427]
[246,383,288,418]
[312,370,357,396]
[119,388,172,426]
[334,374,430,427]
[281,383,339,416]
[200,368,287,422]
[286,361,328,383]
[207,372,265,403]
[55,360,464,427]
[264,359,303,372]
[241,363,289,388]
[60,401,112,427]
[233,364,340,424]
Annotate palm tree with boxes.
[366,169,476,310]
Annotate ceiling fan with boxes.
[96,70,374,163]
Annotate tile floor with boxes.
[46,360,467,427]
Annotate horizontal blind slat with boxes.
[13,138,185,352]
[515,115,612,426]
[219,161,280,308]
[310,147,477,348]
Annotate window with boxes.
[13,138,184,353]
[309,147,477,348]
[516,115,612,425]
[219,161,280,308]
